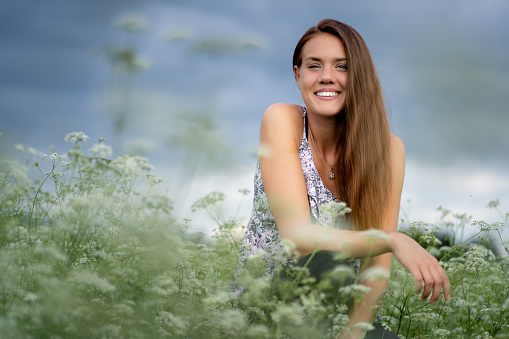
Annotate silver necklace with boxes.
[308,124,339,179]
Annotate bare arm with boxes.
[259,104,451,312]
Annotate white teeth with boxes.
[316,91,339,97]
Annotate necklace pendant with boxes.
[329,171,334,179]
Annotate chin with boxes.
[315,106,345,117]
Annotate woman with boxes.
[237,19,451,338]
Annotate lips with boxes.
[314,89,341,97]
[315,91,339,97]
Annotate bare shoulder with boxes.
[389,133,406,181]
[261,103,304,131]
[390,133,405,155]
[260,103,304,151]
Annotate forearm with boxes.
[282,223,395,259]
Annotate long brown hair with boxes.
[293,19,392,231]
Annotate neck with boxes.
[307,110,346,151]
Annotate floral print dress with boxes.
[237,107,360,276]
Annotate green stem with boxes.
[495,230,509,255]
[29,162,56,228]
[439,231,482,262]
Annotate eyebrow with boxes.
[305,57,347,62]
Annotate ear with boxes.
[293,65,300,88]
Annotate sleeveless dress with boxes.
[237,106,360,276]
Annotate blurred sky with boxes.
[1,0,508,236]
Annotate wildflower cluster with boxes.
[0,134,508,338]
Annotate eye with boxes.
[335,64,347,71]
[307,64,320,69]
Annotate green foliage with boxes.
[1,134,508,338]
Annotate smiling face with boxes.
[294,32,348,117]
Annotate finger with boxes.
[428,267,444,306]
[439,265,452,301]
[420,266,434,302]
[408,267,423,295]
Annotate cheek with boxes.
[340,73,348,85]
[302,73,318,86]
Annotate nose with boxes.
[319,66,334,84]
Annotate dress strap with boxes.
[302,106,308,140]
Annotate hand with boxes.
[390,232,451,305]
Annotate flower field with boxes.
[1,133,508,338]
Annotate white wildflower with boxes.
[64,131,90,144]
[126,138,155,154]
[15,144,24,152]
[238,188,250,196]
[486,199,500,209]
[320,201,351,217]
[352,322,375,332]
[89,143,113,158]
[49,153,58,160]
[440,305,453,313]
[473,220,502,232]
[258,142,273,158]
[133,56,151,70]
[27,147,38,155]
[420,232,442,246]
[439,245,452,253]
[433,328,451,338]
[23,292,39,303]
[240,35,268,50]
[146,174,163,185]
[339,284,371,298]
[35,245,67,262]
[79,257,90,264]
[271,302,305,326]
[329,312,349,337]
[244,324,270,338]
[467,244,496,261]
[113,12,147,32]
[330,264,355,282]
[167,28,193,41]
[68,271,116,293]
[352,284,372,295]
[358,229,390,242]
[502,296,509,310]
[41,153,48,159]
[156,311,188,335]
[112,154,154,177]
[359,266,390,282]
[203,291,233,307]
[191,191,227,212]
[281,238,298,258]
[51,172,64,179]
[216,309,248,334]
[429,246,441,258]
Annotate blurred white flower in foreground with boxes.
[112,13,147,33]
[64,131,90,144]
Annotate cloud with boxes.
[403,158,509,224]
[1,0,508,229]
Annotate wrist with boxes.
[387,231,399,253]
